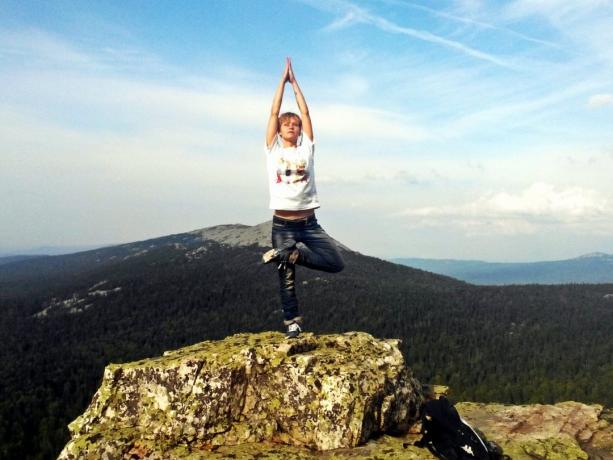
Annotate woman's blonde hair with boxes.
[278,112,302,131]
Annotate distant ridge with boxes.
[0,255,42,266]
[577,252,609,258]
[189,221,352,252]
[392,252,613,285]
[0,244,110,258]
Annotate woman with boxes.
[263,58,344,338]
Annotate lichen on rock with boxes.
[456,401,613,460]
[59,331,423,459]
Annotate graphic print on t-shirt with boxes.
[276,156,309,184]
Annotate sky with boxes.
[1,0,612,261]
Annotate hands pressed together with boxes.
[282,57,297,85]
[266,56,313,146]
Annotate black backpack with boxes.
[414,396,509,460]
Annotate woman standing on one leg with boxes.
[262,58,344,339]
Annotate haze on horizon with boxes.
[1,0,613,262]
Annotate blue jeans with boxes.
[272,214,345,322]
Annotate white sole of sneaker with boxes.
[262,248,279,264]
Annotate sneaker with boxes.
[262,239,297,264]
[286,321,302,339]
[262,247,280,264]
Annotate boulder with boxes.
[59,331,422,459]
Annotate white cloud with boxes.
[504,0,609,21]
[0,29,95,66]
[316,103,429,142]
[444,79,602,137]
[453,0,486,15]
[1,28,434,146]
[588,94,613,108]
[337,74,369,97]
[396,183,612,235]
[392,0,561,49]
[319,0,515,68]
[318,169,420,186]
[502,1,613,65]
[325,9,365,31]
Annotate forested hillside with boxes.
[1,224,612,459]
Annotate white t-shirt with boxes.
[265,134,320,211]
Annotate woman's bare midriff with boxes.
[274,209,315,220]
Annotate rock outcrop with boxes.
[59,331,422,459]
[189,221,353,252]
[457,401,613,460]
[59,331,613,459]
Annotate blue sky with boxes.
[1,0,612,261]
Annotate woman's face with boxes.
[279,117,301,144]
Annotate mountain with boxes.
[0,244,110,258]
[391,252,613,285]
[1,221,612,459]
[0,254,42,266]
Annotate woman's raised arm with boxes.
[266,60,290,148]
[288,58,313,142]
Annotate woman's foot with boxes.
[262,239,297,264]
[284,316,303,339]
[286,321,302,339]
